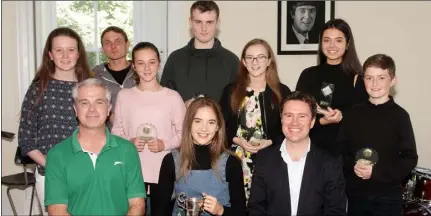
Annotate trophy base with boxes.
[185,209,202,216]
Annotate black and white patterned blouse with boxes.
[18,79,78,174]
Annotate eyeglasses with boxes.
[244,56,268,64]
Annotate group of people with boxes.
[17,1,418,216]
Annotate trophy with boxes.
[355,147,378,166]
[136,123,157,142]
[319,82,335,109]
[249,130,263,147]
[177,192,205,216]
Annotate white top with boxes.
[292,25,310,44]
[82,148,98,169]
[279,138,311,216]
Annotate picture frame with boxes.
[277,1,335,55]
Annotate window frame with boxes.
[16,1,167,104]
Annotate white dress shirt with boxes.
[279,138,311,216]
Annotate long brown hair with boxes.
[230,38,282,113]
[33,27,90,104]
[178,97,231,180]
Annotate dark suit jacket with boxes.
[286,25,319,44]
[247,139,347,216]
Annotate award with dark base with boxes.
[355,147,378,166]
[319,82,335,109]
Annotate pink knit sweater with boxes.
[112,86,185,184]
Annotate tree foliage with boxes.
[56,1,133,68]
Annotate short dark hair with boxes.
[289,1,318,16]
[100,26,128,46]
[131,42,161,84]
[363,54,396,79]
[280,91,317,119]
[190,1,220,19]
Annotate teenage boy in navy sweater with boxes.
[338,54,418,216]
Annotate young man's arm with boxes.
[45,150,70,215]
[127,197,145,216]
[160,54,177,90]
[125,143,147,215]
[371,111,418,183]
[48,204,70,216]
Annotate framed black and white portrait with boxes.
[277,1,335,55]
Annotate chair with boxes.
[1,131,41,216]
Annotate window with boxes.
[56,1,133,68]
[18,1,168,103]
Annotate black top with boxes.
[152,144,246,216]
[338,98,418,198]
[220,83,292,149]
[296,63,368,156]
[160,38,240,102]
[105,63,132,85]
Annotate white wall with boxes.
[2,1,431,214]
[1,1,42,215]
[169,1,431,167]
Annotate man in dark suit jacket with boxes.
[286,1,320,44]
[247,91,347,216]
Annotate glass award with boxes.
[319,82,335,109]
[137,123,157,142]
[249,130,263,147]
[355,147,378,166]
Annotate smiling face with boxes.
[321,28,347,65]
[191,106,219,145]
[74,85,111,130]
[48,36,79,74]
[364,66,396,104]
[242,44,271,78]
[292,5,317,34]
[281,100,315,145]
[133,48,160,83]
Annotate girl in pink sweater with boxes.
[111,42,186,212]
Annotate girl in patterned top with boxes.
[18,27,90,214]
[220,38,291,201]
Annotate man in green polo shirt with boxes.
[45,78,146,215]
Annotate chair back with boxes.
[14,147,36,186]
[14,147,35,165]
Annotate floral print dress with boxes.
[233,88,265,200]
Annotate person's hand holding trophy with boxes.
[354,147,378,180]
[317,82,343,124]
[135,123,165,153]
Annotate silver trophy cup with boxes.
[177,192,205,216]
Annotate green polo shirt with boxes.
[45,128,146,215]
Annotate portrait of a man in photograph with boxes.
[286,1,325,44]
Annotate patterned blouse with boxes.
[18,79,78,175]
[232,87,266,200]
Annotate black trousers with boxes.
[347,195,403,216]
